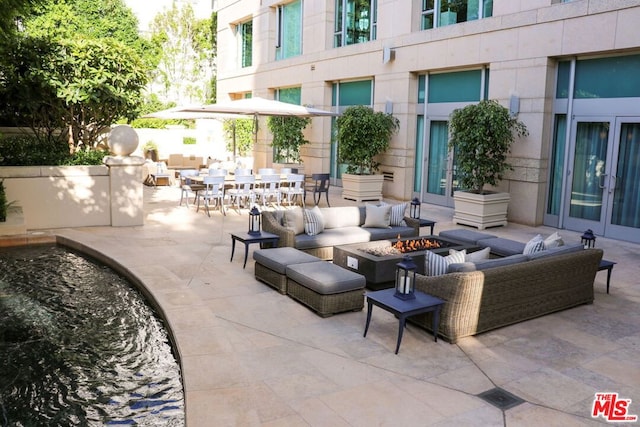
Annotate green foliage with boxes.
[0,0,47,41]
[0,134,106,166]
[183,137,197,145]
[448,99,528,193]
[0,179,12,222]
[223,119,255,157]
[267,116,310,163]
[335,105,399,175]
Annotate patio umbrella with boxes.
[179,97,338,118]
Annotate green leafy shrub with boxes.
[183,136,197,145]
[267,116,310,163]
[62,149,109,166]
[0,135,69,166]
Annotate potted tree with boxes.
[336,105,399,201]
[267,116,310,173]
[448,99,528,229]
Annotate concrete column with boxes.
[104,156,146,227]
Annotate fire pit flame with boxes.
[392,235,442,253]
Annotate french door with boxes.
[563,116,640,241]
[421,118,458,207]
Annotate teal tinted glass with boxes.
[277,87,301,104]
[547,114,566,215]
[415,115,424,192]
[556,61,571,99]
[574,54,640,98]
[338,80,372,106]
[276,0,302,60]
[428,70,481,103]
[418,75,426,103]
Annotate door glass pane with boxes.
[547,115,566,215]
[569,122,608,221]
[415,115,424,192]
[426,121,449,195]
[611,123,640,227]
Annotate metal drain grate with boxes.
[477,387,525,410]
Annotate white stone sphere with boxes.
[108,125,139,156]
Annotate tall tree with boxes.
[0,0,47,41]
[149,3,215,104]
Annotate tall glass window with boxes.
[574,54,640,99]
[276,0,302,60]
[239,19,253,68]
[421,0,492,30]
[547,115,567,215]
[334,0,377,47]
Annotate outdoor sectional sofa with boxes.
[262,205,420,260]
[410,237,603,343]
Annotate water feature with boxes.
[0,244,184,426]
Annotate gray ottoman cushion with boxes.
[477,237,525,256]
[439,229,496,245]
[253,247,319,274]
[286,261,365,294]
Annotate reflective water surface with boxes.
[0,244,184,426]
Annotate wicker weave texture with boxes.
[286,278,364,317]
[411,248,603,343]
[254,262,288,294]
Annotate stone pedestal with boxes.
[103,156,146,226]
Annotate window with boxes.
[239,19,253,68]
[275,87,302,104]
[334,0,377,47]
[276,1,303,60]
[421,0,492,30]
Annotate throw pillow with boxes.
[465,246,491,262]
[363,204,392,228]
[544,231,564,249]
[426,249,466,276]
[523,234,546,255]
[283,207,304,235]
[303,206,325,236]
[381,202,408,226]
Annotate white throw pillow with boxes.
[283,207,304,235]
[523,234,546,254]
[303,206,325,236]
[544,231,564,249]
[426,249,466,276]
[455,246,491,262]
[363,204,392,228]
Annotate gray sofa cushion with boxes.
[294,225,416,250]
[253,247,320,274]
[439,229,497,245]
[286,261,365,294]
[477,237,526,257]
[526,243,584,260]
[362,225,416,240]
[319,206,363,229]
[473,254,529,270]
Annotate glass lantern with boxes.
[248,206,261,235]
[410,197,421,219]
[394,255,416,300]
[581,229,596,248]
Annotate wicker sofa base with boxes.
[255,262,288,294]
[286,278,364,317]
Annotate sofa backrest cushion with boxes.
[320,206,362,229]
[283,207,304,235]
[363,204,392,228]
[526,243,584,261]
[474,254,529,271]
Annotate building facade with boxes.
[215,0,640,243]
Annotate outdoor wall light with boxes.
[394,255,416,300]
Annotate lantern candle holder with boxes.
[394,255,416,300]
[248,206,261,235]
[410,197,421,219]
[581,229,596,248]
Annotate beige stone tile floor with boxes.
[4,185,639,426]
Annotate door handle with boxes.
[598,173,608,189]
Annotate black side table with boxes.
[230,231,280,269]
[598,259,616,294]
[364,288,445,354]
[417,218,436,235]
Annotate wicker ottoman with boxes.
[286,261,366,317]
[253,247,320,294]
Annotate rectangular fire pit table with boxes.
[333,236,478,290]
[364,288,445,354]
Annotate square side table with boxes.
[230,231,280,269]
[364,288,444,354]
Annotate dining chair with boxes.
[255,174,281,207]
[227,174,256,212]
[196,175,227,216]
[279,174,305,208]
[179,169,202,207]
[279,167,293,175]
[234,168,252,176]
[304,173,331,207]
[209,168,228,177]
[258,168,277,176]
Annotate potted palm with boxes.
[449,99,528,229]
[267,116,310,173]
[336,105,399,201]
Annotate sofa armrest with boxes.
[262,212,296,248]
[403,216,420,236]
